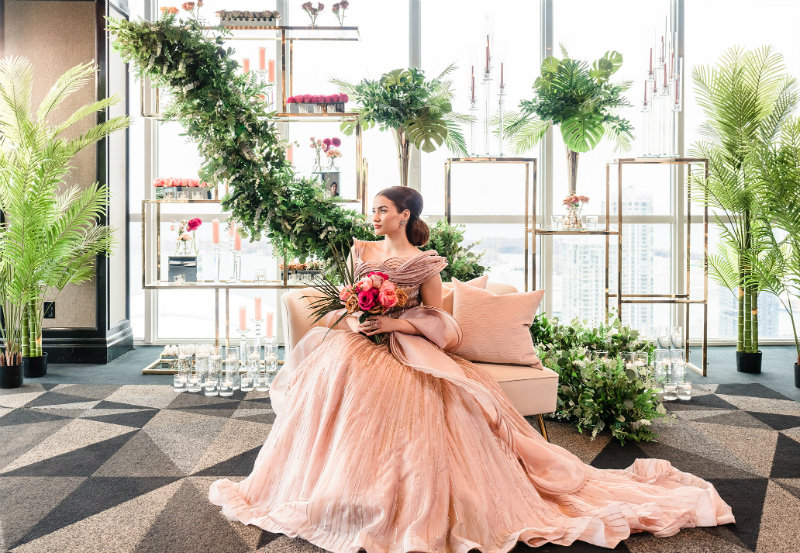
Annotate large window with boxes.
[132,1,799,345]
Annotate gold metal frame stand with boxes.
[606,157,710,376]
[444,157,537,291]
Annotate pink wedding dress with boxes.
[209,244,734,552]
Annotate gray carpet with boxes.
[2,381,800,552]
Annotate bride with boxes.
[209,186,734,552]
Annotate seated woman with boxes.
[210,186,734,552]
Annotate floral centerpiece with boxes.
[332,1,349,25]
[562,194,589,230]
[171,217,202,255]
[301,2,325,26]
[153,177,211,199]
[326,148,342,170]
[310,136,342,171]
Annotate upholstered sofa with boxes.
[281,282,558,440]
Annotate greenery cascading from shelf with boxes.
[107,11,374,261]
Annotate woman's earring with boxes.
[400,219,406,226]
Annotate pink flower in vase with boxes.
[186,218,202,232]
[332,137,342,147]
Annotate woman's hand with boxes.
[359,315,397,336]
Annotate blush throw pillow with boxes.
[441,275,489,314]
[452,280,544,366]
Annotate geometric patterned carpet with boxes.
[1,382,799,553]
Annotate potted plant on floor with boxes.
[691,46,798,374]
[748,115,800,385]
[0,57,130,377]
[504,46,633,197]
[333,66,470,187]
[0,258,23,388]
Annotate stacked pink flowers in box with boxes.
[153,178,212,200]
[286,93,349,114]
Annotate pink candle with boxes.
[287,144,293,163]
[243,58,250,73]
[649,47,653,73]
[238,307,247,330]
[663,62,667,87]
[255,297,262,320]
[259,47,266,71]
[212,219,220,244]
[471,66,475,101]
[500,62,504,88]
[268,59,276,82]
[234,233,242,252]
[485,35,490,72]
[265,312,274,338]
[643,80,647,105]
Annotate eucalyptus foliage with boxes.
[421,220,486,282]
[0,58,129,363]
[333,67,470,186]
[531,314,662,444]
[505,46,633,155]
[107,11,374,261]
[691,46,798,355]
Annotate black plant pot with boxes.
[1,363,23,389]
[23,352,48,378]
[794,363,800,388]
[736,350,762,374]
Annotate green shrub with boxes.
[531,314,666,444]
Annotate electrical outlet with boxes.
[44,302,55,319]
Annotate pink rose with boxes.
[287,96,296,103]
[339,287,352,301]
[357,290,376,311]
[369,273,384,288]
[186,217,202,232]
[378,286,398,309]
[302,94,311,103]
[332,137,342,147]
[359,279,373,292]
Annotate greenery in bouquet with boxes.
[505,46,634,155]
[333,66,471,186]
[531,314,663,444]
[421,220,487,282]
[107,7,373,264]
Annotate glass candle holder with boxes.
[205,354,221,396]
[173,354,189,392]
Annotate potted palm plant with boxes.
[333,66,470,187]
[748,116,800,384]
[505,46,633,196]
[0,57,130,378]
[0,259,23,388]
[691,46,798,374]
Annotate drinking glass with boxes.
[670,326,684,349]
[656,327,671,349]
[186,356,202,393]
[652,349,670,397]
[204,354,221,396]
[173,354,190,392]
[678,381,693,400]
[584,215,598,230]
[264,343,279,387]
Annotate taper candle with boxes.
[485,35,490,72]
[265,312,274,338]
[287,144,293,163]
[649,47,653,73]
[500,62,504,88]
[259,47,266,71]
[643,80,647,105]
[212,219,220,244]
[243,58,250,73]
[238,307,247,330]
[234,232,242,251]
[255,297,262,320]
[268,59,276,82]
[471,66,475,101]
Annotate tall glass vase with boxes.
[394,129,410,187]
[566,148,579,195]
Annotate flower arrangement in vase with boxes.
[332,1,349,25]
[326,148,342,170]
[301,2,324,26]
[562,194,589,230]
[310,136,341,171]
[171,217,202,255]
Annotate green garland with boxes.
[107,12,373,259]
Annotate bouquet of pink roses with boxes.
[306,247,408,344]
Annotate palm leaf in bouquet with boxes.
[303,241,358,333]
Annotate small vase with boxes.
[564,204,584,230]
[313,150,324,172]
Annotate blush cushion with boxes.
[451,280,545,366]
[441,275,488,314]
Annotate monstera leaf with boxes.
[561,112,605,153]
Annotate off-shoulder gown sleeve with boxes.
[210,250,734,553]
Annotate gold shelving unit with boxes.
[606,157,710,376]
[444,157,537,292]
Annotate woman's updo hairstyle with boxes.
[376,186,430,246]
